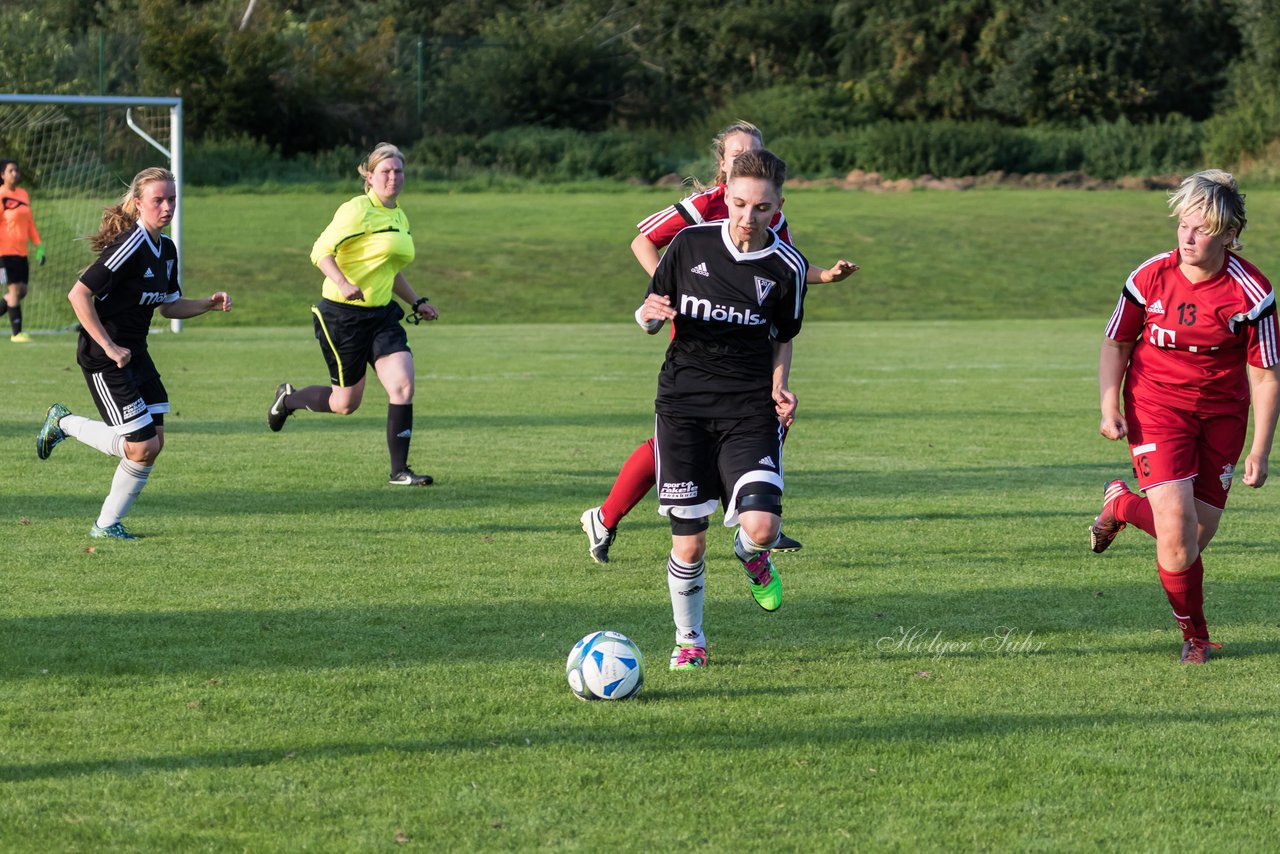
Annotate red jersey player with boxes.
[1091,169,1280,664]
[580,121,857,564]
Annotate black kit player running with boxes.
[638,148,807,672]
[36,167,232,539]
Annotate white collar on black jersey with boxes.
[719,219,780,260]
[134,221,164,257]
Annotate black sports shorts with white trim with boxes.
[82,349,167,441]
[655,410,785,528]
[311,299,411,388]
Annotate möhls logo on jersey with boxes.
[679,293,766,326]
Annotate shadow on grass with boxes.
[7,460,1163,527]
[6,579,1279,679]
[4,704,1277,784]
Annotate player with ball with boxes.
[636,149,807,671]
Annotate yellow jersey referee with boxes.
[266,142,439,486]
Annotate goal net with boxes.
[0,95,182,333]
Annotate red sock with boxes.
[599,438,657,529]
[1158,557,1206,641]
[1115,491,1156,538]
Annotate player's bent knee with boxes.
[737,487,783,545]
[124,437,161,465]
[330,397,362,415]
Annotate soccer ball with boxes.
[566,630,644,701]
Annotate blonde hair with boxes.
[688,121,766,191]
[90,167,175,253]
[1169,169,1246,251]
[358,142,405,190]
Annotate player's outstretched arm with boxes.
[1244,363,1280,487]
[1098,338,1134,440]
[807,259,859,284]
[160,292,233,319]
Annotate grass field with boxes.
[19,187,1280,332]
[5,319,1280,850]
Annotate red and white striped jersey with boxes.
[1105,248,1279,413]
[636,184,791,250]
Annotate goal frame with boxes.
[0,93,184,332]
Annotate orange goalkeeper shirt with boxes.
[0,186,41,257]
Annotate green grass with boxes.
[5,321,1280,850]
[19,187,1280,332]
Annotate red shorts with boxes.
[1124,394,1247,509]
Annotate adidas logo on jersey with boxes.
[1148,299,1165,314]
[758,455,776,468]
[143,268,155,278]
[691,262,710,277]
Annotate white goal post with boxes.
[0,94,184,333]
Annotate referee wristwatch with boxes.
[407,296,432,324]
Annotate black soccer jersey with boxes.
[77,223,180,367]
[649,220,808,418]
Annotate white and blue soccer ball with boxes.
[566,630,644,701]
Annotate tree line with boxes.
[3,0,1279,171]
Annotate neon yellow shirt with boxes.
[310,189,415,307]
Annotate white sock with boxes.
[61,415,125,458]
[96,459,152,528]
[668,553,706,648]
[734,528,771,563]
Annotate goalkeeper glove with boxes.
[34,245,46,266]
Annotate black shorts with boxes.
[654,410,785,528]
[0,255,29,286]
[311,299,410,388]
[81,349,167,442]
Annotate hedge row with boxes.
[773,116,1204,180]
[185,118,1214,187]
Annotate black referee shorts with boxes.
[654,410,785,528]
[311,299,411,388]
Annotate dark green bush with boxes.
[1203,90,1280,167]
[186,118,1209,187]
[705,84,873,140]
[778,118,1202,179]
[1076,116,1203,179]
[408,127,675,182]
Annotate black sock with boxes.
[0,301,8,318]
[8,304,19,334]
[388,403,412,475]
[286,386,331,413]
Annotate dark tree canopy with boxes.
[0,0,1265,153]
